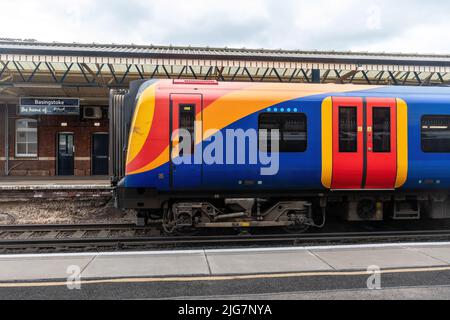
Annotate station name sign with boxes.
[19,98,80,116]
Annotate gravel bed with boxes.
[0,198,136,225]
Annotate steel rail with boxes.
[0,223,140,232]
[1,226,450,253]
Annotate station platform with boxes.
[0,242,450,299]
[0,176,111,191]
[0,242,449,282]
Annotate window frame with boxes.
[258,112,308,153]
[178,104,196,156]
[421,115,450,154]
[15,118,38,158]
[372,107,391,153]
[338,106,358,153]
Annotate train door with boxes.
[92,133,109,176]
[329,97,397,190]
[57,133,75,176]
[331,97,364,189]
[170,94,203,190]
[365,98,397,189]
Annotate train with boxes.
[110,79,450,233]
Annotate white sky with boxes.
[0,0,449,54]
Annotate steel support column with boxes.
[4,104,8,176]
[312,69,320,83]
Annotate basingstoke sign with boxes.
[19,98,80,115]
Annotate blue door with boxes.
[170,94,203,190]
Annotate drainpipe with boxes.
[4,104,9,176]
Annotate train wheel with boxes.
[174,227,199,237]
[162,208,199,236]
[283,211,311,234]
[283,224,310,234]
[148,209,163,221]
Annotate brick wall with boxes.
[1,105,109,177]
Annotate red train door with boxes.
[365,98,397,189]
[331,97,364,189]
[331,97,397,190]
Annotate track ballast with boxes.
[1,223,450,253]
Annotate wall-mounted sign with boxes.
[19,98,80,116]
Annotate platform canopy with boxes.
[1,38,450,104]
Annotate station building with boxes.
[0,100,109,176]
[1,39,450,177]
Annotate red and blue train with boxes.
[113,79,450,232]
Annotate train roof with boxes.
[151,79,450,95]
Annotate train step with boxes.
[393,201,421,220]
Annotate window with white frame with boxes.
[15,119,38,157]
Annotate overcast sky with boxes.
[0,0,449,54]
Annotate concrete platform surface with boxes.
[0,255,94,281]
[206,249,332,274]
[81,251,211,278]
[308,247,445,270]
[0,242,450,282]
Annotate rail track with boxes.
[1,223,450,253]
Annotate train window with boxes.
[282,116,308,152]
[372,107,391,153]
[179,104,195,155]
[259,115,279,153]
[259,113,307,153]
[339,107,358,153]
[422,115,450,153]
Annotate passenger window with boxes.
[422,116,450,153]
[259,115,279,153]
[259,113,307,153]
[179,104,195,155]
[339,107,357,153]
[282,116,307,152]
[373,107,391,153]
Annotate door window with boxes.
[338,107,358,153]
[372,107,391,153]
[59,134,74,155]
[179,104,195,156]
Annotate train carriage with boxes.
[110,79,450,232]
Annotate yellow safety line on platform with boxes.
[2,265,450,288]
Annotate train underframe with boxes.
[116,188,450,234]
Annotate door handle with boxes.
[368,147,373,152]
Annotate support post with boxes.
[4,104,9,176]
[312,69,321,83]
